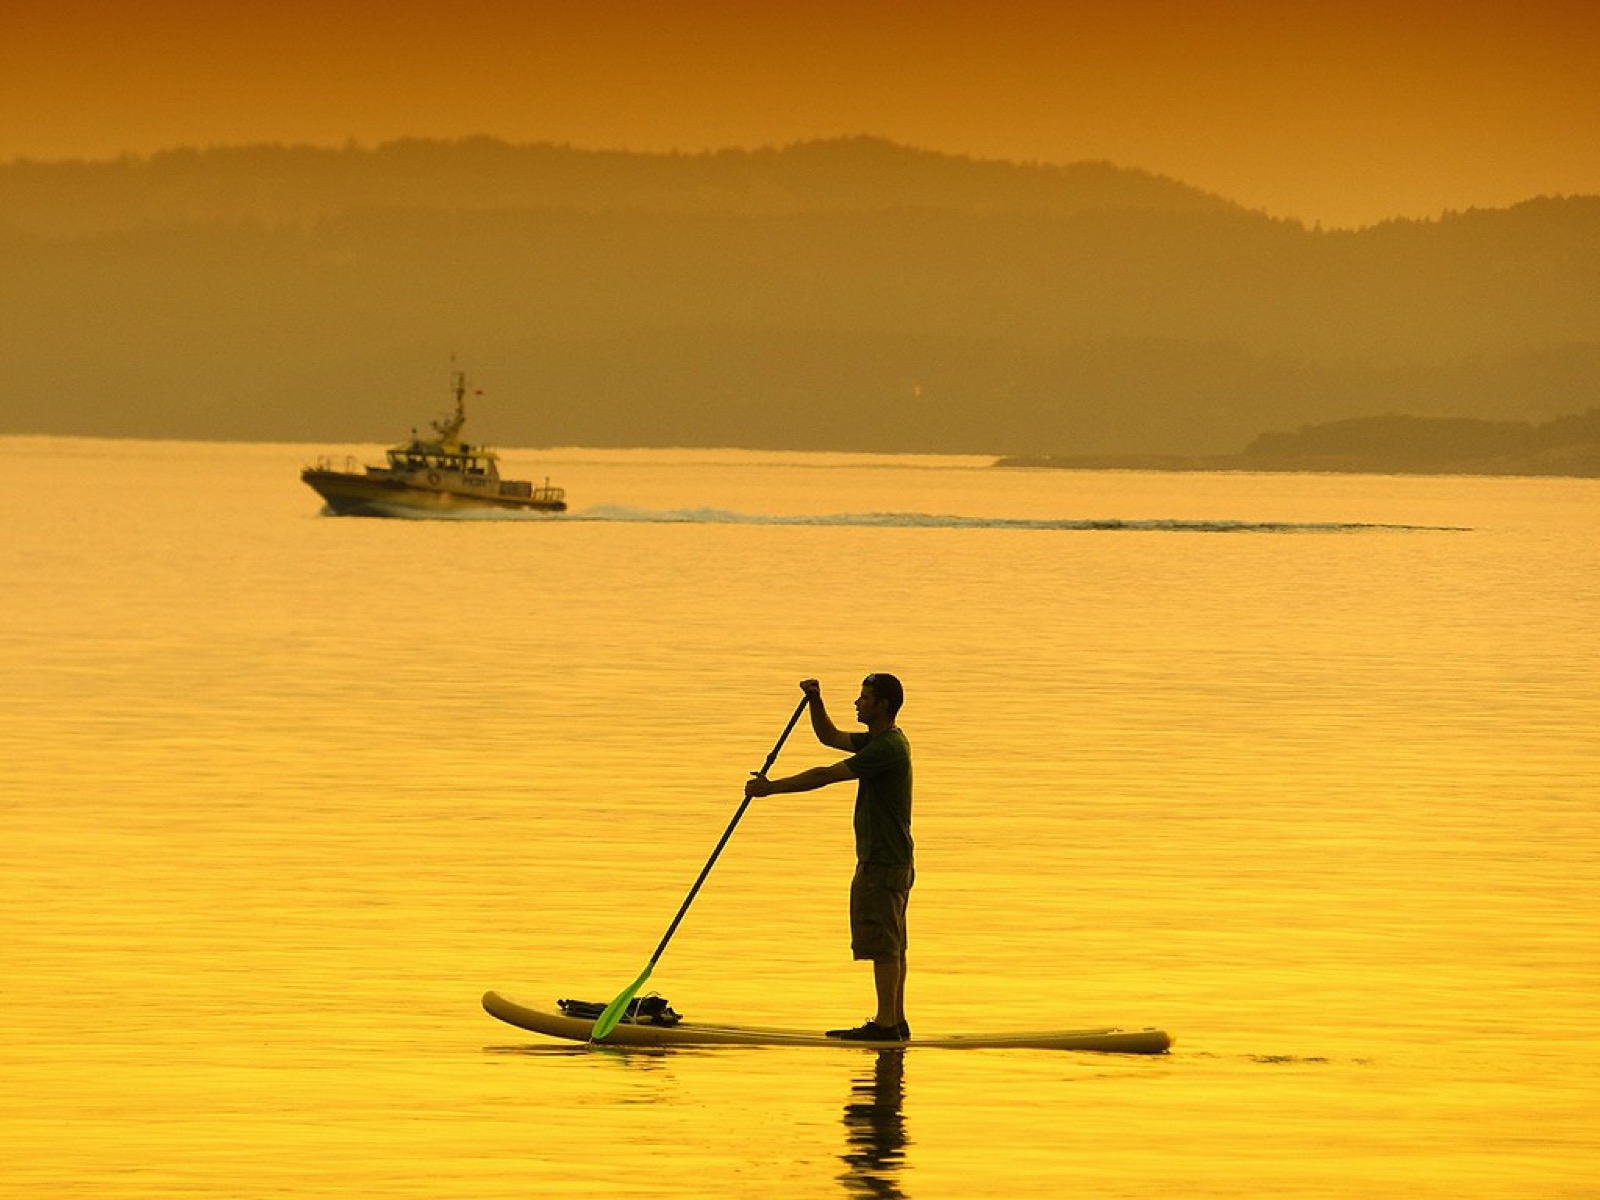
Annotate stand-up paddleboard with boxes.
[482,991,1172,1053]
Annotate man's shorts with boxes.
[849,862,915,961]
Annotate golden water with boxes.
[3,438,1596,1198]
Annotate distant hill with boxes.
[1,137,1597,456]
[0,136,1233,235]
[996,410,1600,477]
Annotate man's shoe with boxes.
[896,1020,912,1041]
[825,1020,903,1041]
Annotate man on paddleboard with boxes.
[744,674,914,1042]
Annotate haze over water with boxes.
[3,438,1595,1197]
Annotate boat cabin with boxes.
[387,445,498,478]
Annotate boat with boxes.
[481,990,1173,1053]
[302,371,566,517]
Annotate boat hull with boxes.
[302,469,566,517]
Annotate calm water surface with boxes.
[2,438,1596,1198]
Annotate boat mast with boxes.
[431,368,469,447]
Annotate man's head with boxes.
[859,672,904,721]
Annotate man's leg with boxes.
[830,865,912,1039]
[873,955,906,1027]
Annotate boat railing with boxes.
[499,479,566,503]
[310,454,362,474]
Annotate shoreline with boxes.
[994,451,1600,480]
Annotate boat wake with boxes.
[349,503,567,521]
[344,503,1466,532]
[564,505,1469,533]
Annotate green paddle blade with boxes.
[592,962,655,1042]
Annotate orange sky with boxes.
[4,0,1597,227]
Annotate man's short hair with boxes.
[863,672,904,717]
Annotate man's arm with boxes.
[802,679,856,752]
[745,761,855,798]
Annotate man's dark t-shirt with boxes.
[844,728,913,866]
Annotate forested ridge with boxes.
[3,138,1596,459]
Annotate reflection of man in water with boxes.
[839,1050,910,1198]
[744,674,913,1040]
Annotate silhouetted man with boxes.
[746,674,913,1041]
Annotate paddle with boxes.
[591,695,811,1042]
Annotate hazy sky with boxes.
[5,0,1597,228]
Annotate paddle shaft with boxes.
[644,695,810,965]
[592,695,812,1039]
